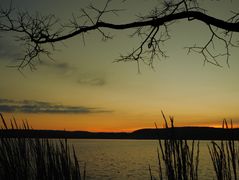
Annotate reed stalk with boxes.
[152,112,200,180]
[0,113,84,180]
[208,119,238,180]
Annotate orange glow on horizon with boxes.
[1,112,239,133]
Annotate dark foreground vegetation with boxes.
[150,113,239,180]
[150,114,200,180]
[0,114,85,180]
[1,113,239,180]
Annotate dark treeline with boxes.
[1,127,239,140]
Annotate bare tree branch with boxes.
[0,0,238,69]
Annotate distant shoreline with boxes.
[1,127,239,140]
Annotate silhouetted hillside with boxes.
[132,127,239,140]
[1,127,239,140]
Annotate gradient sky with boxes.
[0,0,239,131]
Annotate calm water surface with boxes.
[69,139,215,180]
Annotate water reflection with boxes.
[68,139,215,180]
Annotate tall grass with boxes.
[3,112,239,180]
[0,113,84,180]
[151,112,200,180]
[208,119,238,180]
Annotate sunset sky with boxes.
[0,0,239,131]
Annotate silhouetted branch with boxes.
[0,0,239,69]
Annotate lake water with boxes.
[69,139,216,180]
